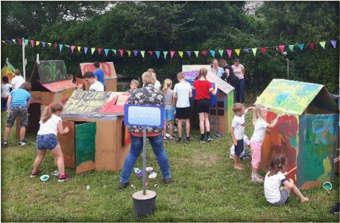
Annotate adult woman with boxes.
[232,59,246,103]
[193,68,216,143]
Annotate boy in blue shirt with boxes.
[93,62,105,86]
[2,82,32,147]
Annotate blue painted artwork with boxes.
[124,104,164,128]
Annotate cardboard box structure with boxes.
[255,79,338,189]
[29,60,76,132]
[80,62,117,91]
[182,65,234,134]
[59,90,130,174]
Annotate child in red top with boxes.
[193,68,216,142]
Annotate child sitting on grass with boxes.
[264,156,309,205]
[31,103,70,182]
[162,78,175,140]
[231,103,253,170]
[250,105,282,183]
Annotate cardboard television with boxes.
[79,62,117,91]
[182,65,234,134]
[255,79,338,189]
[59,89,130,173]
[29,60,76,132]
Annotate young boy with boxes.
[2,82,32,147]
[128,79,139,93]
[231,103,253,170]
[173,72,192,142]
[11,69,25,90]
[93,62,105,86]
[84,72,104,91]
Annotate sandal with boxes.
[30,170,42,178]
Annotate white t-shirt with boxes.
[264,171,287,204]
[251,118,269,142]
[1,83,12,98]
[11,75,25,89]
[154,80,161,90]
[89,81,104,91]
[173,80,192,108]
[231,114,245,140]
[232,64,245,80]
[37,114,62,136]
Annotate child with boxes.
[250,105,281,183]
[84,72,104,91]
[31,103,70,182]
[173,72,192,143]
[1,76,12,111]
[129,79,139,93]
[2,82,32,147]
[162,79,175,140]
[231,103,253,170]
[264,156,309,205]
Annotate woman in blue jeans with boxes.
[231,59,246,103]
[119,71,172,189]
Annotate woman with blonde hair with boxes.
[162,78,175,140]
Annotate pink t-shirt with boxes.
[232,64,245,80]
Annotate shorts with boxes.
[176,107,191,119]
[6,106,28,128]
[234,139,244,156]
[1,97,8,111]
[164,108,175,122]
[196,99,210,113]
[250,141,263,169]
[272,188,289,206]
[36,134,58,150]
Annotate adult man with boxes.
[232,59,246,103]
[93,62,105,86]
[84,72,104,91]
[119,71,172,189]
[11,69,25,89]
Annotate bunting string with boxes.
[1,37,337,60]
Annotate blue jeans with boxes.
[120,134,171,183]
[236,79,245,103]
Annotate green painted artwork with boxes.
[75,122,96,166]
[227,91,234,132]
[37,60,68,83]
[255,79,323,115]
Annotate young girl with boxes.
[231,103,253,170]
[264,156,309,205]
[129,79,140,93]
[31,103,70,182]
[250,105,281,183]
[162,79,175,140]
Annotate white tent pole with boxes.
[22,38,26,80]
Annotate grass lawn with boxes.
[1,112,339,221]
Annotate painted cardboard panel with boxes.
[255,79,323,115]
[80,62,117,78]
[37,60,68,83]
[227,91,234,133]
[75,122,96,167]
[298,114,337,188]
[260,112,299,181]
[41,79,76,93]
[58,121,75,168]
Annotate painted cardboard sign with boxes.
[37,60,68,83]
[41,79,76,93]
[255,79,323,115]
[124,104,164,128]
[80,62,117,78]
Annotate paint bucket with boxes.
[322,181,333,191]
[40,174,49,182]
[132,190,157,217]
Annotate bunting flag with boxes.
[97,48,103,55]
[319,41,326,49]
[53,42,58,48]
[30,39,35,47]
[47,42,52,47]
[243,48,250,53]
[278,44,285,53]
[127,50,131,57]
[178,51,184,58]
[91,47,96,54]
[297,43,304,50]
[194,51,199,58]
[288,44,294,52]
[118,49,124,57]
[308,42,316,49]
[252,48,257,56]
[70,45,76,53]
[260,47,267,55]
[77,46,82,52]
[185,51,191,57]
[133,50,138,57]
[111,49,117,55]
[163,51,168,59]
[84,47,89,55]
[226,49,232,58]
[201,50,208,57]
[59,44,63,52]
[170,51,176,59]
[209,50,215,58]
[104,48,109,56]
[155,50,161,59]
[218,49,224,57]
[36,41,40,46]
[41,41,46,47]
[24,39,29,46]
[140,50,145,58]
[235,49,241,56]
[147,51,153,56]
[330,40,337,48]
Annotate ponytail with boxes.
[41,103,63,123]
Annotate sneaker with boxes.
[58,173,70,182]
[229,154,235,160]
[162,178,172,184]
[51,170,59,177]
[206,136,213,142]
[251,174,263,183]
[2,140,8,148]
[18,140,27,146]
[176,137,182,143]
[185,136,191,143]
[118,181,130,189]
[30,170,42,178]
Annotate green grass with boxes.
[1,112,339,221]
